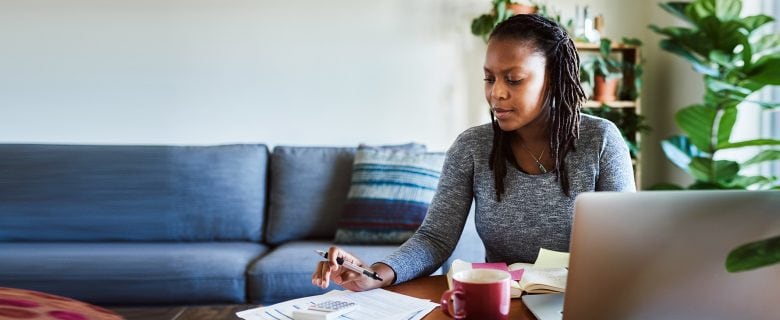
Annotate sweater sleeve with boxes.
[379,130,476,284]
[596,121,637,192]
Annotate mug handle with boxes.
[441,289,467,319]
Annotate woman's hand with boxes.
[311,246,393,292]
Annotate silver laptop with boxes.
[526,191,780,320]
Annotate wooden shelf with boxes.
[574,42,639,51]
[575,42,643,188]
[583,100,637,108]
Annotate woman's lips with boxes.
[493,108,513,120]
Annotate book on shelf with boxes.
[446,248,569,298]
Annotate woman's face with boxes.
[483,38,548,133]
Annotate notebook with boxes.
[555,191,780,319]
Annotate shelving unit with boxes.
[576,42,643,188]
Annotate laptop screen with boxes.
[564,191,780,319]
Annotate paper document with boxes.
[533,248,570,269]
[236,288,439,320]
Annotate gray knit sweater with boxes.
[381,114,636,284]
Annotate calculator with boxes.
[292,299,359,320]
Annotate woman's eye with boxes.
[483,78,495,84]
[507,79,522,85]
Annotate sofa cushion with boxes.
[0,144,268,241]
[0,242,268,305]
[246,241,432,304]
[334,149,445,244]
[264,147,357,245]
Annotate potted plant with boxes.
[580,38,624,102]
[471,0,538,43]
[649,0,780,272]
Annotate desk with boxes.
[385,275,537,320]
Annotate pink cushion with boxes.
[0,287,120,320]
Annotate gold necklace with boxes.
[519,142,547,173]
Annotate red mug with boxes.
[441,269,511,320]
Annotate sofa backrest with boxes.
[0,144,268,242]
[264,146,355,245]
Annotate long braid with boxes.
[488,14,586,199]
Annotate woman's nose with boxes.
[491,83,508,100]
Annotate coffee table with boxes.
[111,275,538,320]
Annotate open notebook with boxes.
[447,248,569,298]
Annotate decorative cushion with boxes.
[334,148,445,244]
[264,143,425,245]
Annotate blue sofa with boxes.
[0,144,484,305]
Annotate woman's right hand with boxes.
[311,246,392,292]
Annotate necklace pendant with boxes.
[538,163,547,173]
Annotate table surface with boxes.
[386,275,536,320]
[110,275,538,320]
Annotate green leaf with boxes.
[688,157,739,183]
[599,38,612,56]
[698,17,746,55]
[471,14,495,39]
[705,78,751,96]
[747,56,780,85]
[495,3,509,25]
[716,106,737,147]
[740,14,774,32]
[727,235,780,272]
[648,25,694,38]
[647,183,685,190]
[739,30,753,69]
[656,39,719,76]
[688,0,741,22]
[751,100,780,110]
[744,150,780,167]
[727,175,773,188]
[621,37,642,46]
[718,139,780,149]
[661,135,704,171]
[676,105,716,152]
[688,180,727,189]
[659,2,692,23]
[708,50,734,67]
[752,34,780,59]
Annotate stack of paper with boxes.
[236,288,439,320]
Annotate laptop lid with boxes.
[564,191,780,320]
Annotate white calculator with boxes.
[292,299,359,320]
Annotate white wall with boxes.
[0,0,479,150]
[3,0,763,188]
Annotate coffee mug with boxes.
[441,269,511,320]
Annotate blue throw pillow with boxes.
[334,147,445,244]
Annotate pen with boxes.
[315,250,384,281]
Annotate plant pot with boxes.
[593,75,620,102]
[507,3,538,15]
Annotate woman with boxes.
[312,14,635,291]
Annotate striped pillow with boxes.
[334,148,445,244]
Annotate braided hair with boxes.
[487,14,586,200]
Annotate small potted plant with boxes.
[580,38,623,102]
[471,0,538,43]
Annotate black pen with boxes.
[315,250,383,281]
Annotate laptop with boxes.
[524,191,780,320]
